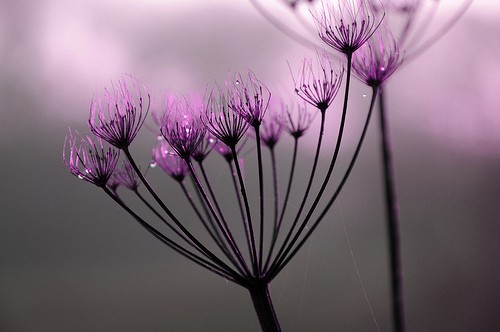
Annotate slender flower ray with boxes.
[269,53,343,275]
[131,189,200,251]
[230,145,259,277]
[269,53,353,276]
[186,159,252,277]
[196,161,236,252]
[160,102,251,277]
[151,140,228,254]
[193,160,248,274]
[271,86,379,278]
[123,147,239,277]
[268,110,326,275]
[178,180,246,276]
[188,174,231,256]
[102,186,244,285]
[254,125,266,274]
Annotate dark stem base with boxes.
[248,282,281,332]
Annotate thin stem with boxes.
[133,189,196,250]
[270,53,353,277]
[268,110,326,275]
[197,161,236,245]
[254,126,265,275]
[248,282,282,332]
[102,186,244,285]
[231,146,259,277]
[378,88,405,332]
[123,147,239,278]
[263,137,299,272]
[270,147,279,237]
[271,85,377,279]
[179,181,244,275]
[189,175,226,247]
[228,161,247,226]
[186,159,251,277]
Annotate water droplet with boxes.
[157,135,163,141]
[85,168,92,174]
[78,174,84,180]
[209,138,216,144]
[235,80,240,85]
[362,94,367,97]
[380,66,386,72]
[149,161,157,168]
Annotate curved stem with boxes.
[269,53,353,277]
[133,189,196,249]
[189,175,226,247]
[254,126,265,274]
[270,147,279,238]
[228,161,247,227]
[179,181,245,275]
[268,110,326,276]
[231,146,259,277]
[123,147,238,278]
[197,161,236,246]
[263,137,299,273]
[271,85,377,279]
[378,88,405,332]
[102,186,244,285]
[187,159,251,277]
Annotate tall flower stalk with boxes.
[352,22,404,332]
[64,56,381,330]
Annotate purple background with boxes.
[1,0,499,331]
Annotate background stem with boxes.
[378,88,405,332]
[248,282,281,332]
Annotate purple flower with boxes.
[260,98,286,148]
[160,98,206,160]
[89,75,150,149]
[204,89,250,148]
[227,71,271,127]
[152,140,189,182]
[107,160,140,191]
[352,23,403,87]
[292,52,344,112]
[285,102,314,138]
[191,134,217,163]
[63,129,120,187]
[314,0,384,55]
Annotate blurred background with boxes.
[1,0,499,331]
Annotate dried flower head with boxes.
[314,0,384,55]
[285,102,314,138]
[63,129,120,187]
[227,71,271,127]
[107,160,140,192]
[160,98,207,160]
[260,98,286,149]
[152,140,189,182]
[352,23,403,87]
[204,89,250,148]
[292,52,344,112]
[89,75,150,149]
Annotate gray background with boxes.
[1,0,499,331]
